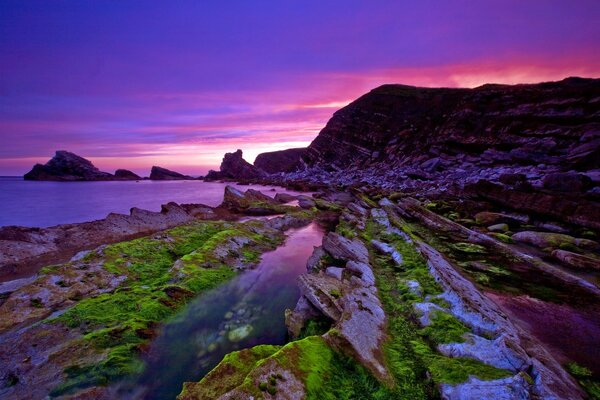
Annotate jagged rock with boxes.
[205,149,266,181]
[297,195,316,209]
[254,148,306,174]
[512,231,598,250]
[325,267,344,280]
[421,157,443,172]
[474,211,526,227]
[551,249,600,270]
[302,78,600,172]
[285,296,322,338]
[439,374,531,400]
[371,240,403,266]
[274,192,297,203]
[24,150,114,181]
[345,260,375,286]
[542,172,593,192]
[149,166,193,180]
[306,246,326,271]
[219,185,280,214]
[114,169,141,180]
[438,333,528,371]
[499,173,527,186]
[322,232,369,264]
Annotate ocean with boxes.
[0,177,301,228]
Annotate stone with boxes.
[150,166,193,180]
[488,223,509,232]
[512,231,578,249]
[542,173,592,192]
[306,246,326,271]
[439,374,531,400]
[24,150,114,181]
[325,267,344,280]
[227,324,253,342]
[474,211,525,227]
[297,195,316,209]
[499,173,527,186]
[322,232,370,264]
[371,240,403,266]
[274,192,297,203]
[345,260,375,286]
[552,249,600,270]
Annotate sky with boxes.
[1,0,599,176]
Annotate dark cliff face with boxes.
[303,77,600,171]
[254,148,306,174]
[24,151,114,181]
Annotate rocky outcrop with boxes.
[0,202,220,281]
[205,149,266,181]
[114,169,141,180]
[149,166,193,180]
[253,148,306,174]
[24,151,114,181]
[302,78,600,172]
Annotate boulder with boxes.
[24,150,114,181]
[499,173,527,186]
[488,223,509,233]
[542,173,592,192]
[512,231,598,250]
[114,169,141,180]
[297,195,316,209]
[219,185,279,214]
[474,211,526,227]
[149,166,193,180]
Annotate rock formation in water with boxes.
[205,149,266,181]
[149,166,193,180]
[114,169,141,180]
[253,147,306,174]
[23,150,115,181]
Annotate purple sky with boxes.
[1,0,599,176]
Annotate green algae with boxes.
[419,310,469,344]
[49,219,287,396]
[565,362,600,400]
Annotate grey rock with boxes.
[322,232,370,264]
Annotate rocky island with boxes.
[2,77,600,400]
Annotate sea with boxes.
[0,177,302,228]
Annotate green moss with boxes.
[419,311,469,344]
[559,242,580,253]
[298,318,332,339]
[329,289,341,299]
[491,233,514,244]
[49,220,288,395]
[449,242,487,254]
[411,340,511,384]
[565,362,600,400]
[314,198,343,212]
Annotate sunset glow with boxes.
[1,0,599,176]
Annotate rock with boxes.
[254,148,306,173]
[297,195,316,209]
[346,260,375,286]
[149,166,193,180]
[219,185,279,214]
[512,231,579,249]
[322,232,370,264]
[474,211,525,227]
[439,374,531,400]
[499,173,527,186]
[542,173,593,192]
[306,246,326,271]
[205,149,266,181]
[114,169,141,180]
[24,150,114,181]
[488,223,509,233]
[274,193,297,203]
[371,240,403,266]
[325,267,344,280]
[552,249,600,270]
[227,324,253,342]
[421,157,442,172]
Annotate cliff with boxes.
[254,148,306,174]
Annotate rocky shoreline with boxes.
[2,77,600,399]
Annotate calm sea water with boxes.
[0,177,302,228]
